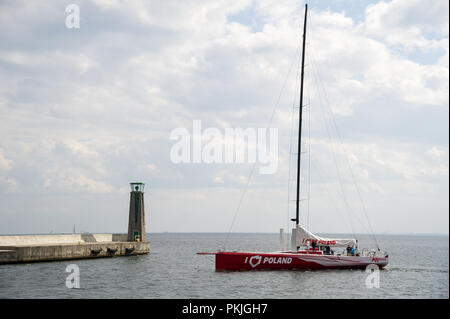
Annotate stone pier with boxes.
[0,233,149,264]
[0,182,150,264]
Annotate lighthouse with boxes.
[127,182,146,242]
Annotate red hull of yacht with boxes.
[213,251,388,271]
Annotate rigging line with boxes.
[308,54,357,239]
[348,169,380,248]
[287,38,303,233]
[312,154,373,236]
[308,17,368,242]
[305,20,313,231]
[306,41,312,231]
[324,110,380,247]
[313,151,368,237]
[310,66,379,249]
[309,155,355,235]
[308,40,380,249]
[222,39,303,251]
[304,17,357,236]
[311,153,373,237]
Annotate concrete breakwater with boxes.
[1,182,151,264]
[0,233,150,264]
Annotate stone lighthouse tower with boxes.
[127,182,146,242]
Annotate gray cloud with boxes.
[0,0,448,235]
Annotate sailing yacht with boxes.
[198,4,389,271]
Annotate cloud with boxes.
[425,146,449,162]
[363,0,449,48]
[0,0,448,234]
[0,149,12,171]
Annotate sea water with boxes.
[0,233,448,298]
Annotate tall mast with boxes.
[292,3,308,226]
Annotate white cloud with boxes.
[60,175,114,193]
[0,149,12,171]
[0,0,447,234]
[0,150,17,192]
[363,0,449,49]
[425,146,449,162]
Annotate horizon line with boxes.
[0,231,448,237]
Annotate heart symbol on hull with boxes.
[249,255,262,268]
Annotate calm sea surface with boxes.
[0,233,448,298]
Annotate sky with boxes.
[0,0,448,236]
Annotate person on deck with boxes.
[311,241,317,253]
